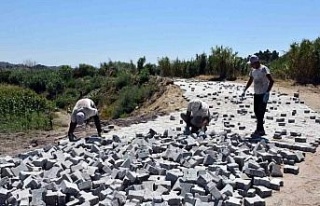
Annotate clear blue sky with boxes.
[1,0,319,67]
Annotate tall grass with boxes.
[0,85,53,132]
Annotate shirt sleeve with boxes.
[249,69,253,77]
[263,66,270,74]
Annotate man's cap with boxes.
[76,112,85,125]
[247,55,259,64]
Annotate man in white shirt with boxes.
[67,98,102,141]
[180,99,211,133]
[242,55,274,136]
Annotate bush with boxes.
[115,71,132,90]
[0,85,53,132]
[138,68,150,84]
[111,83,158,118]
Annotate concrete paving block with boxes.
[220,184,234,197]
[23,176,41,189]
[279,150,297,161]
[162,193,181,206]
[79,191,99,206]
[254,185,272,198]
[44,159,56,170]
[288,119,295,123]
[227,163,239,173]
[206,182,222,200]
[61,160,74,170]
[70,163,84,173]
[244,167,266,178]
[269,162,283,177]
[32,158,47,168]
[290,131,301,137]
[1,167,14,178]
[11,163,29,177]
[235,178,251,191]
[295,137,307,143]
[276,118,285,122]
[225,196,242,206]
[244,195,265,206]
[128,190,145,202]
[0,188,9,204]
[294,151,305,163]
[183,169,198,183]
[283,158,295,166]
[165,169,183,184]
[252,177,270,188]
[178,181,194,197]
[19,170,44,181]
[66,198,82,206]
[191,185,206,196]
[60,180,80,196]
[246,188,256,197]
[45,190,58,205]
[78,180,92,190]
[197,173,213,189]
[154,180,171,191]
[20,197,30,206]
[283,165,299,175]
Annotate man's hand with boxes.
[202,118,209,126]
[263,92,270,103]
[241,90,246,97]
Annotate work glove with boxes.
[263,92,270,103]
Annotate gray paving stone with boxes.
[79,191,99,206]
[60,180,80,196]
[162,193,181,205]
[234,178,251,191]
[269,162,283,177]
[225,197,242,206]
[283,165,299,175]
[244,195,265,206]
[254,185,272,198]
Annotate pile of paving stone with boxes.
[0,128,319,205]
[0,79,319,206]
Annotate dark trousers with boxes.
[180,113,205,133]
[254,94,267,131]
[68,115,102,136]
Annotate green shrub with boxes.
[115,71,132,90]
[0,85,53,132]
[111,83,158,118]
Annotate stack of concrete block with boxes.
[0,128,313,205]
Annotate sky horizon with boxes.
[1,0,319,67]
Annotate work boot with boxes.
[68,134,80,142]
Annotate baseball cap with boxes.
[247,55,259,64]
[76,112,85,124]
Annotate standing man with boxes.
[180,99,211,134]
[67,98,102,141]
[242,55,274,136]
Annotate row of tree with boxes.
[157,37,320,85]
[270,38,320,84]
[158,46,245,80]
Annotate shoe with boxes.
[68,134,80,142]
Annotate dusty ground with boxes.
[0,77,320,205]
